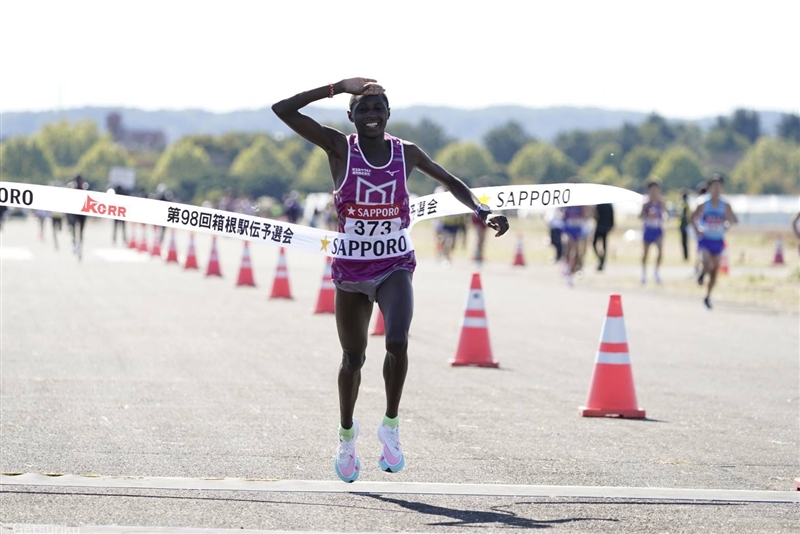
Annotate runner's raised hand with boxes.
[339,77,383,95]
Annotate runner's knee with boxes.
[385,337,408,358]
[341,351,366,372]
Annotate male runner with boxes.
[640,179,667,284]
[562,201,591,286]
[66,174,89,260]
[691,174,737,309]
[593,203,614,271]
[272,78,509,483]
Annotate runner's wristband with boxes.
[475,203,492,221]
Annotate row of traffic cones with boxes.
[449,272,645,418]
[510,233,790,269]
[138,224,643,419]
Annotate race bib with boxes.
[342,202,403,237]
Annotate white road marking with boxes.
[92,249,151,263]
[0,247,34,261]
[2,525,370,534]
[1,473,797,503]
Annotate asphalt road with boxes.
[1,217,798,533]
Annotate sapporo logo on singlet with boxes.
[81,195,127,217]
[355,177,396,205]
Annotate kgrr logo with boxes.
[81,195,127,217]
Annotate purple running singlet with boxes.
[332,133,416,283]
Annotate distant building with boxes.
[106,112,166,152]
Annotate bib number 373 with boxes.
[349,219,394,236]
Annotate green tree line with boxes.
[2,111,798,204]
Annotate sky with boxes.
[1,0,798,118]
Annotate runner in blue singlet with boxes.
[691,174,737,309]
[639,179,666,284]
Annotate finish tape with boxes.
[0,182,641,259]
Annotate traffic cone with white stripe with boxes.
[371,309,385,336]
[579,294,645,418]
[184,233,198,270]
[137,224,149,253]
[773,235,785,265]
[512,234,526,267]
[165,230,179,263]
[720,246,730,275]
[269,247,292,299]
[314,257,335,314]
[450,272,499,368]
[127,223,137,249]
[207,236,222,277]
[235,241,255,286]
[150,226,162,258]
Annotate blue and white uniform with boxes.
[642,201,664,244]
[698,197,727,255]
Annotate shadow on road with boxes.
[0,489,404,514]
[363,493,618,529]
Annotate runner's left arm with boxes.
[690,204,704,237]
[793,212,800,239]
[405,143,509,236]
[725,203,738,225]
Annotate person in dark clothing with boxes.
[593,203,614,271]
[283,190,303,224]
[679,189,691,262]
[66,174,90,260]
[112,185,129,246]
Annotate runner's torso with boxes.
[564,206,585,229]
[644,201,663,229]
[332,134,416,282]
[701,198,727,240]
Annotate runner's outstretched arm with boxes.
[272,78,382,155]
[405,143,509,237]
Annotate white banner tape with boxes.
[0,182,641,259]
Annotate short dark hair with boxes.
[707,173,725,185]
[349,93,390,112]
[645,178,661,189]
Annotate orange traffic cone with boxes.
[450,272,499,368]
[235,241,255,286]
[184,233,198,270]
[314,257,335,314]
[150,226,162,258]
[127,223,137,249]
[137,224,149,253]
[206,236,222,277]
[773,235,785,265]
[579,294,645,418]
[165,230,179,263]
[269,247,292,299]
[512,234,526,267]
[719,247,730,275]
[371,309,385,336]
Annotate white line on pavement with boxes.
[2,473,798,503]
[92,249,151,262]
[2,525,392,534]
[0,247,34,260]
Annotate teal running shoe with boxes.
[335,419,360,483]
[378,422,405,473]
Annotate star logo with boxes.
[478,193,491,205]
[320,235,331,251]
[347,206,356,216]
